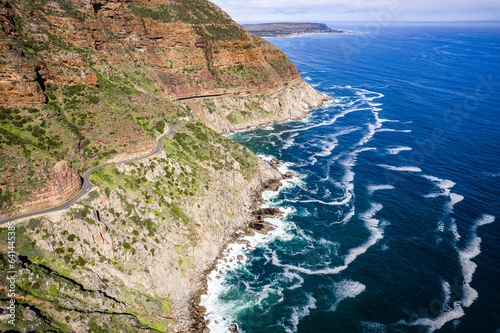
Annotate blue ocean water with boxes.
[201,23,500,333]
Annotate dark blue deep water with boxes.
[201,23,500,333]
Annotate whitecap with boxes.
[331,280,366,311]
[386,146,412,155]
[376,128,412,133]
[377,164,422,172]
[368,184,395,195]
[286,293,316,333]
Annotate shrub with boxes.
[156,120,165,133]
[88,95,99,104]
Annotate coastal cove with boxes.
[200,23,500,333]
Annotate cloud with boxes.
[209,0,500,23]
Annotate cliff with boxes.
[0,0,302,105]
[0,0,328,332]
[20,160,83,214]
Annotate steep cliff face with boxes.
[20,160,83,214]
[0,0,301,106]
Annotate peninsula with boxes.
[243,22,348,37]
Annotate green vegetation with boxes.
[0,0,292,331]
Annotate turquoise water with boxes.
[201,23,500,333]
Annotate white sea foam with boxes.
[316,135,339,158]
[450,222,461,241]
[272,203,384,275]
[376,128,412,133]
[331,280,366,311]
[486,171,500,177]
[377,164,422,172]
[386,146,412,155]
[400,281,463,333]
[201,208,299,333]
[282,132,299,150]
[277,161,296,175]
[423,175,464,213]
[368,184,395,195]
[202,166,307,333]
[276,106,370,134]
[288,196,352,207]
[304,76,312,81]
[339,206,356,225]
[312,127,361,160]
[283,268,305,290]
[403,215,495,333]
[294,147,374,208]
[357,122,380,146]
[286,293,316,333]
[408,305,465,333]
[458,214,495,307]
[437,220,445,232]
[257,154,275,162]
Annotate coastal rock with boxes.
[194,80,330,133]
[19,161,82,214]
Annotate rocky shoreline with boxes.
[188,157,296,332]
[180,84,329,333]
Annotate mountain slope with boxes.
[0,0,327,331]
[0,0,325,217]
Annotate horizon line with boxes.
[238,20,500,24]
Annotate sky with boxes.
[209,0,500,23]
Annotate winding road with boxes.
[0,120,194,225]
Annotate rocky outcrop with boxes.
[191,80,329,133]
[19,160,82,214]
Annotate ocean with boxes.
[200,22,500,333]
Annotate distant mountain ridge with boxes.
[243,22,347,37]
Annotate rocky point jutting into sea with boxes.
[0,0,327,331]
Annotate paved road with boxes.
[174,93,229,101]
[0,120,194,225]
